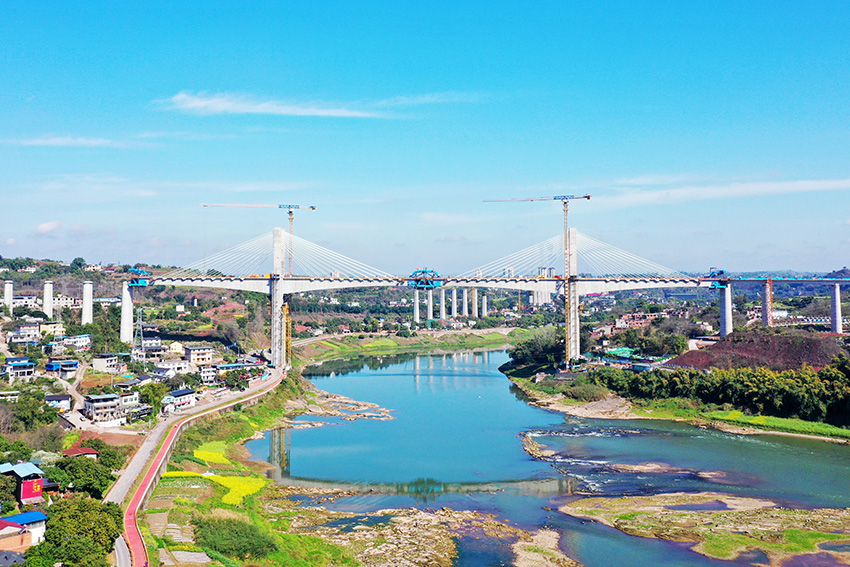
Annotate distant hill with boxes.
[668,328,849,371]
[824,267,850,279]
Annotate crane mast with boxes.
[199,203,316,276]
[484,194,590,368]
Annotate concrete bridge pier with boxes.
[462,289,469,317]
[439,289,446,320]
[471,288,479,318]
[451,289,457,318]
[482,293,488,317]
[762,280,774,327]
[3,281,12,315]
[831,284,843,334]
[43,281,54,319]
[719,282,733,337]
[120,281,134,344]
[414,289,420,323]
[427,289,434,320]
[82,281,94,325]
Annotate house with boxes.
[41,341,66,356]
[44,394,72,413]
[199,365,218,385]
[91,353,120,374]
[63,334,92,350]
[184,346,215,365]
[10,296,37,308]
[13,324,39,341]
[118,390,139,411]
[53,294,78,308]
[83,394,125,426]
[1,511,48,546]
[169,342,185,356]
[0,360,35,385]
[0,517,31,554]
[0,393,19,403]
[83,264,102,272]
[0,463,44,505]
[154,359,191,375]
[169,388,197,411]
[38,321,65,337]
[44,359,79,380]
[61,447,99,460]
[141,336,162,348]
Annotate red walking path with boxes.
[121,370,284,567]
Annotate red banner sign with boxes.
[21,479,42,500]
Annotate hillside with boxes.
[667,328,849,371]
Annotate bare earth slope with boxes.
[668,329,849,371]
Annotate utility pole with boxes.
[484,194,591,368]
[199,203,316,276]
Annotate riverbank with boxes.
[561,492,850,564]
[506,373,850,444]
[294,327,530,368]
[143,367,580,567]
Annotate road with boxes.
[111,368,285,567]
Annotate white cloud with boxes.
[35,221,62,235]
[373,91,482,107]
[136,131,235,140]
[164,91,385,118]
[613,174,698,187]
[598,178,850,209]
[4,238,15,246]
[10,136,133,148]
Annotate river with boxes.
[245,351,850,566]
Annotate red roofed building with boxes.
[0,518,30,552]
[62,447,99,459]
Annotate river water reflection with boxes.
[245,351,850,566]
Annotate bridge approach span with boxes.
[151,275,405,295]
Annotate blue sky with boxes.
[2,1,849,275]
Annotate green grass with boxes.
[708,410,850,440]
[61,430,81,450]
[699,528,849,560]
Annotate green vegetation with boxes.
[564,493,850,563]
[193,516,278,559]
[590,356,850,427]
[708,410,850,439]
[79,437,132,469]
[25,495,123,567]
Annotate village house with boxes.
[83,394,125,426]
[44,394,72,413]
[184,346,215,365]
[91,353,120,374]
[38,321,65,337]
[61,447,99,460]
[0,358,36,384]
[0,463,45,505]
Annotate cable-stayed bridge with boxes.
[19,226,840,368]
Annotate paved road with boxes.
[113,369,284,567]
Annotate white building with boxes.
[83,394,125,425]
[184,346,215,365]
[92,354,120,374]
[199,365,218,385]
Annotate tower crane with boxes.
[199,203,316,276]
[484,194,591,368]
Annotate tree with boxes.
[0,475,17,513]
[140,382,169,416]
[80,438,129,470]
[56,456,115,499]
[71,257,87,270]
[25,495,122,567]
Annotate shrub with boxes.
[192,517,277,559]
